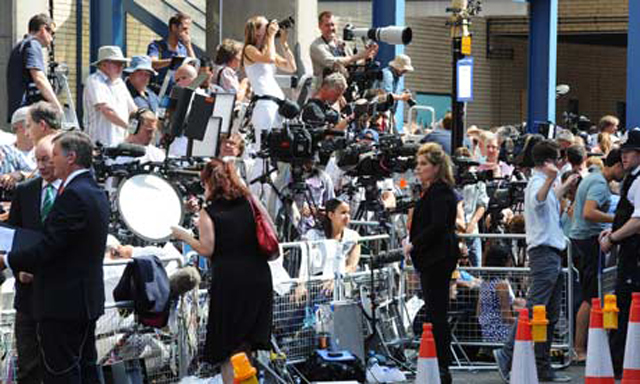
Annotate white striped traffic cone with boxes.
[585,298,615,384]
[510,308,538,384]
[416,323,441,384]
[622,292,640,384]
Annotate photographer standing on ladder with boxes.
[7,13,62,123]
[310,11,378,78]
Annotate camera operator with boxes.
[242,16,296,150]
[147,13,196,89]
[494,139,578,383]
[599,129,640,378]
[6,13,62,122]
[310,11,378,78]
[374,54,414,107]
[301,72,350,130]
[122,110,165,163]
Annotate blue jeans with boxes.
[498,245,564,376]
[466,237,482,267]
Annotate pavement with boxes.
[451,364,610,383]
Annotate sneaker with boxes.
[492,349,510,383]
[538,371,572,382]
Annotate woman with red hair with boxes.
[172,158,272,384]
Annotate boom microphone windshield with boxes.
[343,24,412,45]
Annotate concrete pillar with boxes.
[372,0,406,132]
[627,0,640,128]
[526,0,557,133]
[206,0,317,75]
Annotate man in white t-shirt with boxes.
[83,46,137,146]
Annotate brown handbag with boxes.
[248,195,280,261]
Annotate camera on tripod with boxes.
[453,157,493,186]
[344,61,383,102]
[262,123,347,164]
[338,134,417,179]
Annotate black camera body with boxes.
[263,123,346,164]
[274,16,295,38]
[338,134,417,179]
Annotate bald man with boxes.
[7,135,61,384]
[174,64,197,88]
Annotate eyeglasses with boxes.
[45,25,55,37]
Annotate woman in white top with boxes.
[242,16,296,150]
[294,199,361,301]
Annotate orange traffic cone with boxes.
[622,292,640,384]
[585,298,615,384]
[416,323,441,384]
[510,308,538,384]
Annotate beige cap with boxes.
[389,54,414,72]
[91,45,131,66]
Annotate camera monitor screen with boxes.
[190,92,236,158]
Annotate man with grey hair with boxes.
[0,106,38,189]
[84,46,137,147]
[1,130,109,384]
[301,72,350,130]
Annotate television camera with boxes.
[338,134,417,179]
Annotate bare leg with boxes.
[574,301,590,360]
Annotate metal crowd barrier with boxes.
[0,255,187,384]
[416,233,574,370]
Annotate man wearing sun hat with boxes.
[125,55,160,112]
[376,54,414,106]
[83,46,137,147]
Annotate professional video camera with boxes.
[486,180,526,212]
[261,123,347,165]
[93,142,148,183]
[338,134,417,179]
[562,112,592,133]
[344,93,396,119]
[453,157,493,186]
[343,24,412,45]
[344,61,384,101]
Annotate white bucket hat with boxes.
[389,54,414,72]
[91,46,131,66]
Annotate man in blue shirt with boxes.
[375,54,414,107]
[125,56,160,112]
[6,14,62,122]
[147,13,196,90]
[494,139,577,383]
[569,149,623,362]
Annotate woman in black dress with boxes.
[407,143,459,384]
[172,158,272,384]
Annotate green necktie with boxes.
[41,184,55,223]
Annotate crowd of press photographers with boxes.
[3,9,640,384]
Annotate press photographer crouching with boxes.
[406,142,458,384]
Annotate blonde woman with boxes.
[406,142,458,384]
[242,16,296,149]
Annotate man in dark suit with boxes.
[7,136,60,384]
[2,131,109,384]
